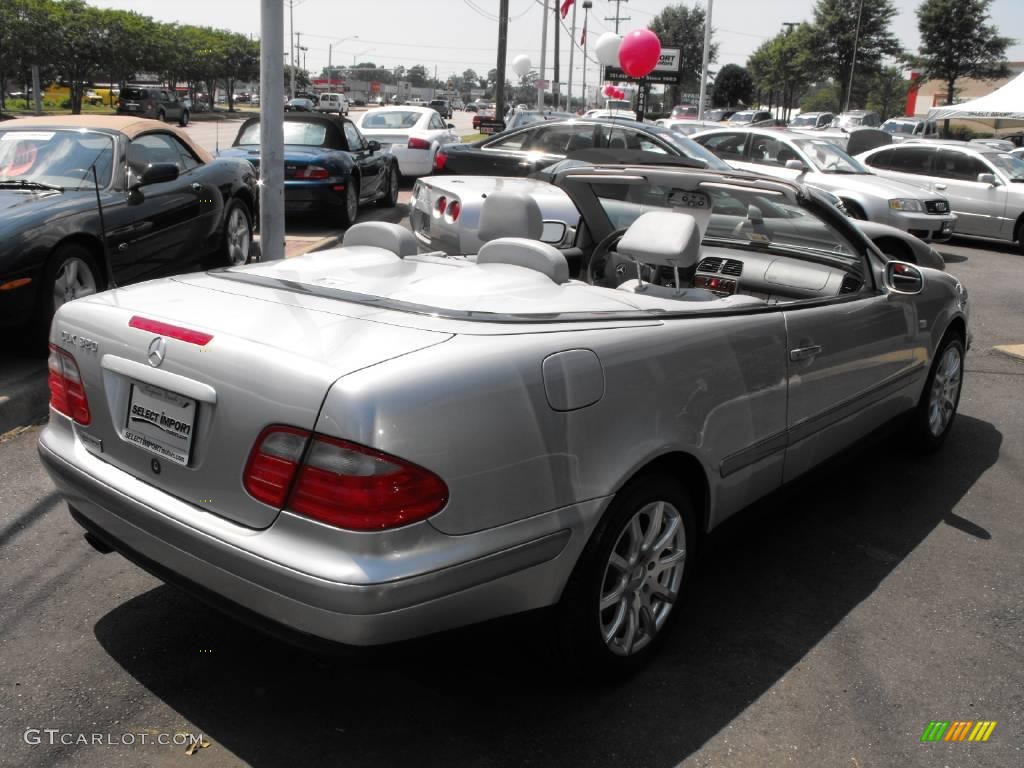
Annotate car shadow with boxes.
[92,415,1001,767]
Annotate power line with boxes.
[605,0,630,33]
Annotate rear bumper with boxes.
[38,420,590,646]
[283,182,346,213]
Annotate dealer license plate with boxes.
[123,382,197,466]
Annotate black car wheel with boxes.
[220,198,253,267]
[156,110,166,123]
[337,179,359,227]
[377,164,399,208]
[35,243,104,345]
[179,110,190,127]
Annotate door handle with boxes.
[789,345,822,361]
[117,242,128,252]
[934,183,947,190]
[191,183,203,192]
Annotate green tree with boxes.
[0,0,57,109]
[647,3,717,106]
[51,0,112,113]
[712,63,752,108]
[866,66,908,119]
[799,84,841,113]
[914,0,1011,106]
[406,64,429,87]
[805,0,903,112]
[747,26,813,116]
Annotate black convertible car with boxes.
[0,116,258,340]
[433,117,731,176]
[219,114,398,226]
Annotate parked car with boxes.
[428,99,453,119]
[503,110,576,131]
[314,93,349,116]
[880,117,938,141]
[412,157,945,270]
[789,111,834,130]
[857,140,1024,250]
[353,106,460,178]
[435,118,730,176]
[726,109,773,126]
[0,116,258,339]
[703,108,735,122]
[116,86,190,127]
[38,160,969,674]
[832,110,882,131]
[670,104,698,119]
[284,98,316,112]
[218,113,397,226]
[692,128,956,242]
[656,119,728,136]
[968,137,1015,151]
[471,105,497,131]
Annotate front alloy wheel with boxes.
[224,201,252,266]
[927,344,962,438]
[52,255,98,310]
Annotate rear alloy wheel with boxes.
[179,110,190,127]
[910,333,964,452]
[221,199,253,266]
[337,179,359,227]
[36,243,103,344]
[553,475,694,677]
[156,110,166,123]
[377,165,399,208]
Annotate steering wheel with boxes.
[585,227,653,288]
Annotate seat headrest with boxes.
[476,237,570,284]
[478,191,543,242]
[616,211,701,269]
[342,222,418,257]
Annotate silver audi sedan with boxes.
[858,140,1024,251]
[38,164,969,675]
[692,127,957,242]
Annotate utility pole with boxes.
[845,0,865,112]
[288,0,295,99]
[538,0,549,109]
[260,0,285,261]
[295,32,303,93]
[495,0,509,120]
[552,0,560,110]
[605,0,629,33]
[567,0,577,113]
[697,0,713,119]
[581,1,592,110]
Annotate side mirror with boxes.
[977,172,997,185]
[541,220,568,244]
[785,158,807,172]
[132,162,179,188]
[885,260,924,295]
[367,140,381,153]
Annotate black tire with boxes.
[1015,219,1024,256]
[156,110,166,123]
[34,243,104,346]
[551,474,696,679]
[377,164,399,208]
[336,178,359,227]
[217,198,253,267]
[909,332,965,452]
[178,110,190,127]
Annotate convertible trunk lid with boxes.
[51,275,452,528]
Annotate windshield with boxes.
[360,111,421,129]
[730,111,756,124]
[792,138,868,174]
[987,152,1024,182]
[789,115,819,127]
[882,121,917,135]
[0,128,115,187]
[237,121,327,146]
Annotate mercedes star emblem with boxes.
[147,337,166,368]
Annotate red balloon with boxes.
[603,84,617,98]
[618,29,661,78]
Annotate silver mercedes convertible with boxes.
[38,163,969,675]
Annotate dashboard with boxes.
[691,246,863,301]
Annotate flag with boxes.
[581,20,587,46]
[560,0,574,19]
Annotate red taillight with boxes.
[433,149,448,171]
[436,196,447,215]
[407,137,431,150]
[295,165,329,179]
[47,344,91,425]
[129,316,213,346]
[446,200,461,221]
[288,435,449,531]
[243,426,310,508]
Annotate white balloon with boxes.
[511,54,532,78]
[595,33,622,67]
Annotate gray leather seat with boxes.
[477,238,570,284]
[478,191,544,241]
[342,222,419,257]
[615,211,718,301]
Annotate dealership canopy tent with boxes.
[927,72,1024,120]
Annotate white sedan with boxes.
[353,106,460,178]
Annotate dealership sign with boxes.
[604,47,681,85]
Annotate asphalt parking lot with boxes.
[0,231,1021,767]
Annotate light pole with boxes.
[353,47,375,67]
[697,0,713,119]
[566,0,578,112]
[327,35,358,81]
[845,0,866,113]
[581,1,592,110]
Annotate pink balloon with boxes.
[603,84,617,98]
[618,29,661,78]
